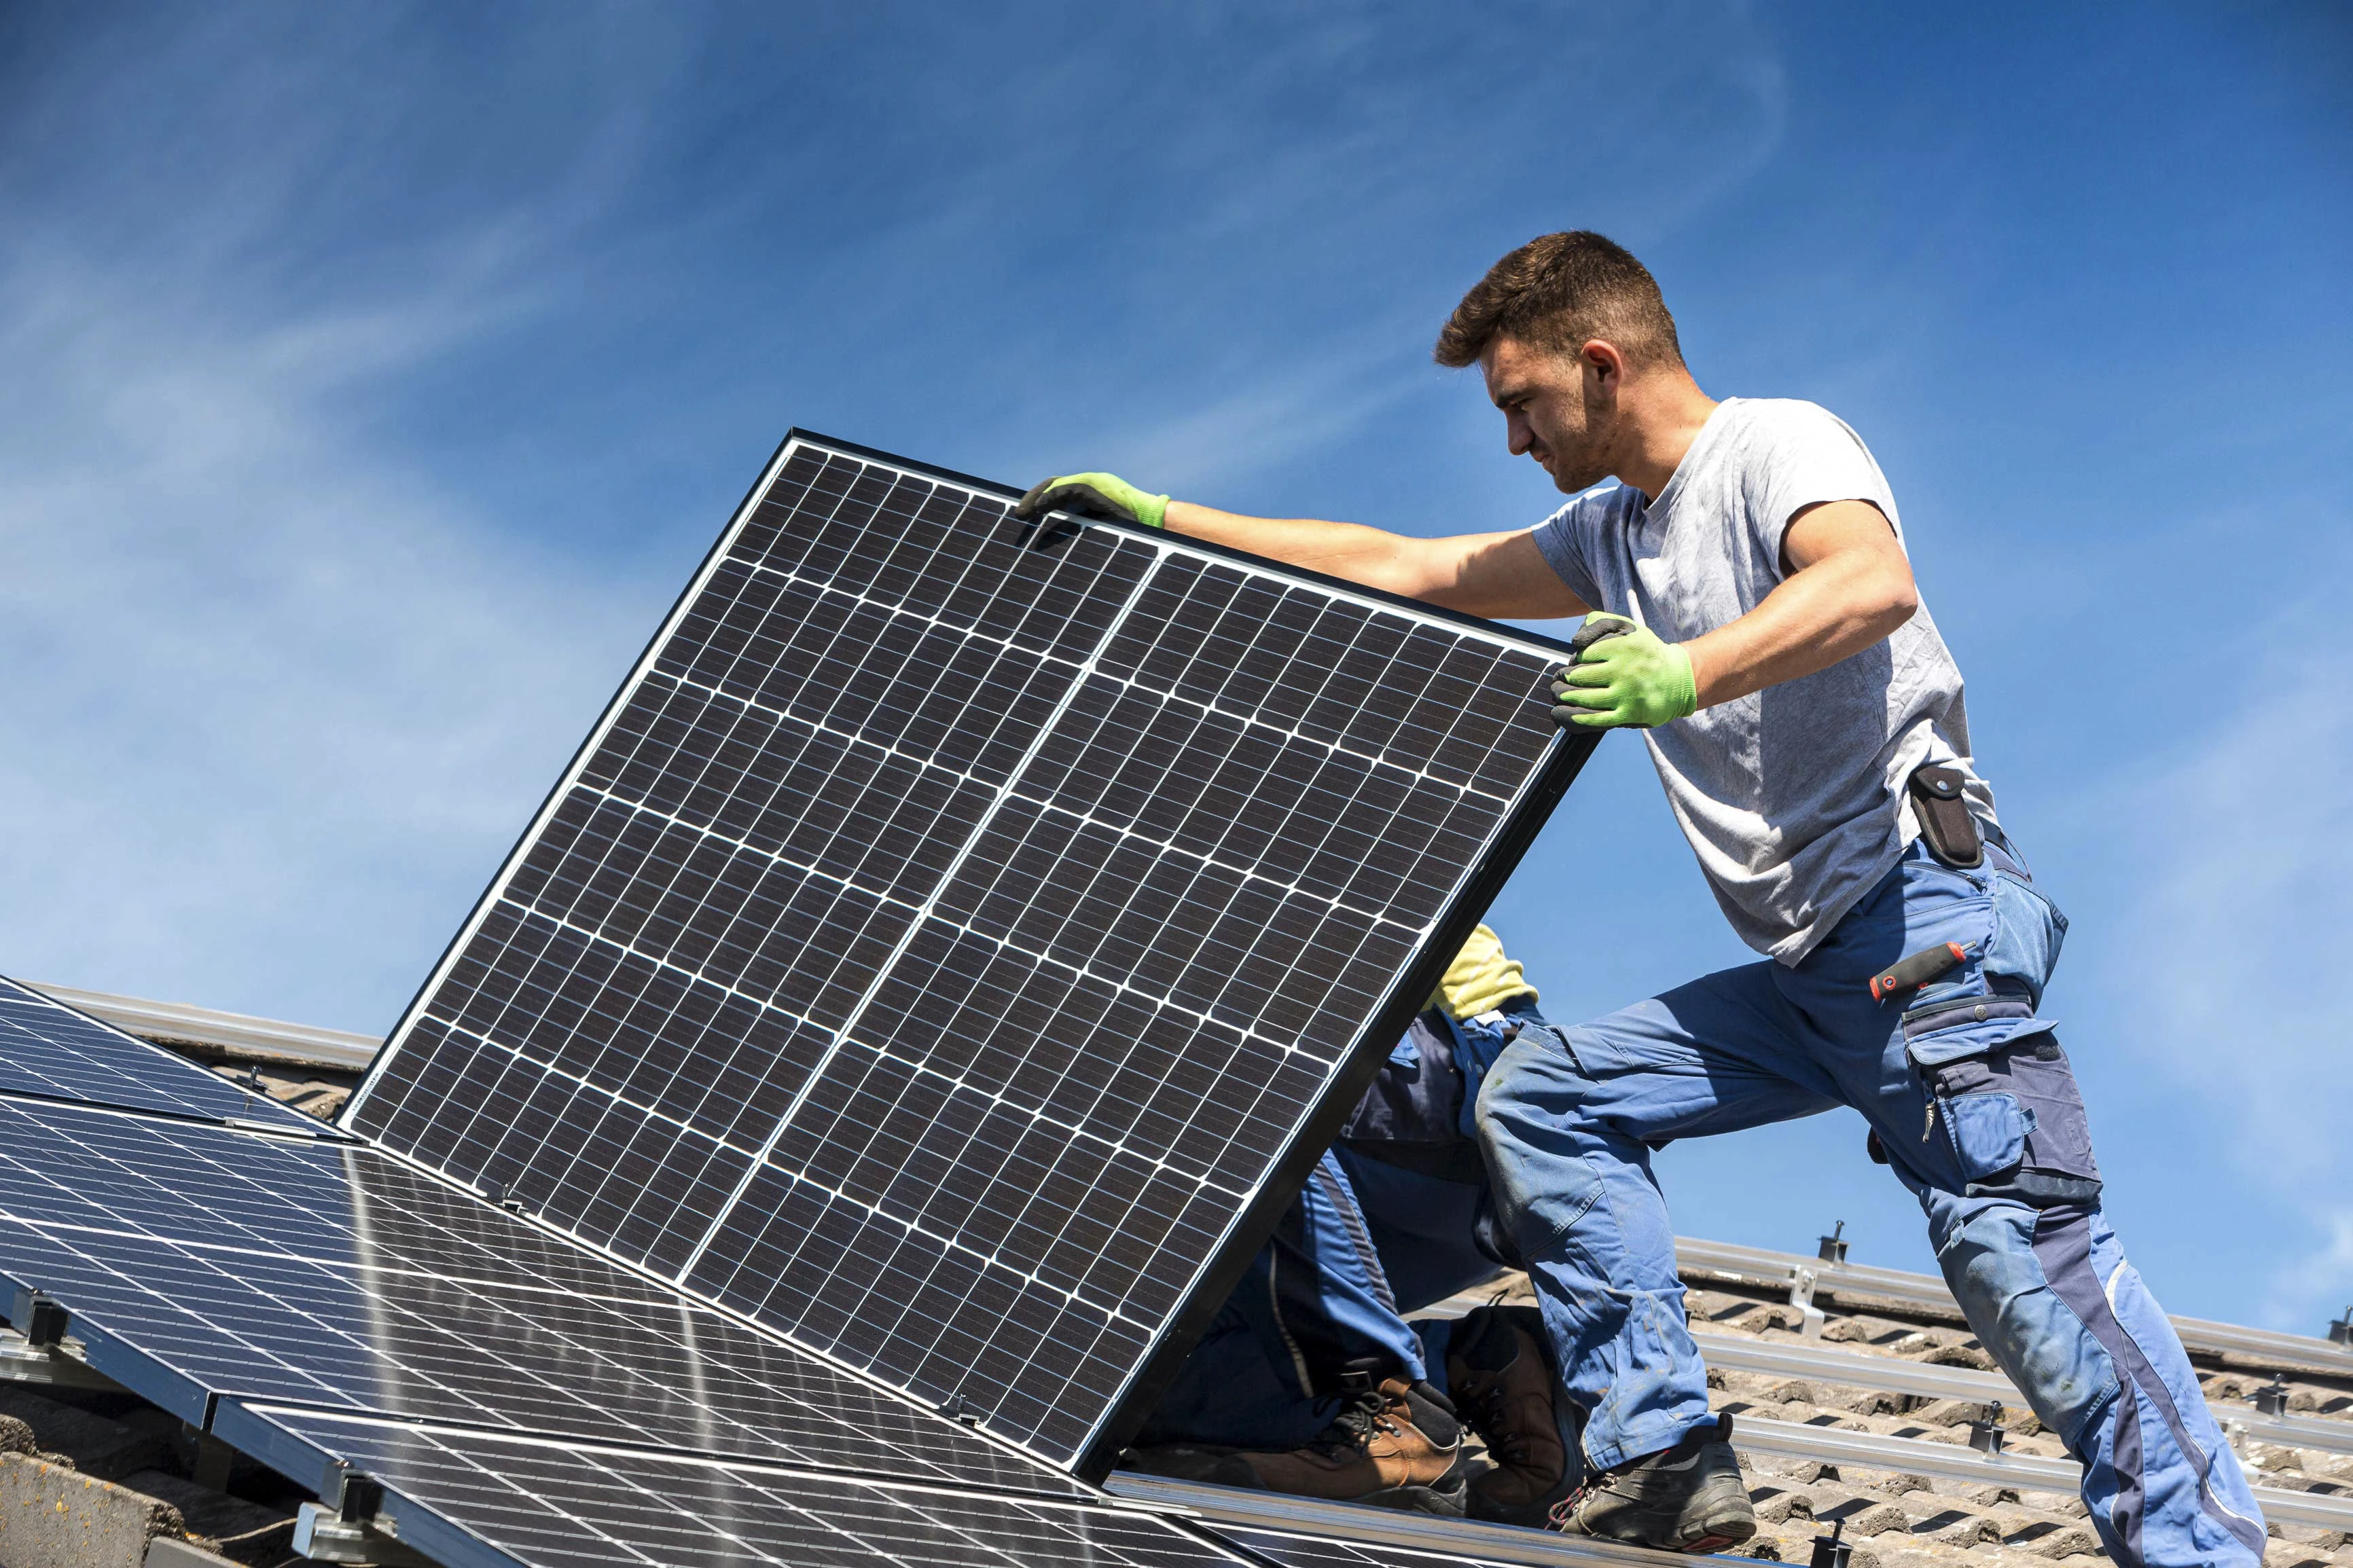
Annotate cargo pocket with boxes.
[2000,1035,2103,1205]
[1942,1086,2030,1178]
[1983,872,2068,1010]
[1903,997,2098,1204]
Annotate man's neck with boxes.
[1613,374,1719,499]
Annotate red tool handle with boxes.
[1869,941,1968,1002]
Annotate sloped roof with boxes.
[1463,1264,2353,1568]
[16,987,2353,1568]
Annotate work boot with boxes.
[1224,1373,1469,1513]
[1445,1305,1579,1526]
[1549,1413,1755,1553]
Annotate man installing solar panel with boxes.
[1015,232,2261,1566]
[1120,924,1578,1525]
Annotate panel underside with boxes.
[344,435,1568,1463]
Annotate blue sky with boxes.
[3,4,2347,1329]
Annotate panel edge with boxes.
[1075,727,1604,1480]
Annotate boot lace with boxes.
[1308,1382,1398,1459]
[1546,1480,1594,1530]
[1460,1379,1540,1468]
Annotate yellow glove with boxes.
[1428,924,1538,1019]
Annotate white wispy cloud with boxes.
[2094,583,2353,1329]
[0,4,728,1029]
[2271,1211,2353,1334]
[0,241,645,1032]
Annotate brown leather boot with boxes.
[1226,1374,1468,1513]
[1447,1305,1580,1525]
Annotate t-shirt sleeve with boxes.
[1527,493,1611,611]
[1745,403,1901,575]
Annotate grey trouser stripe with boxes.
[2032,1204,2265,1558]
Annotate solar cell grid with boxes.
[0,975,317,1131]
[0,1099,1083,1497]
[679,554,1560,1456]
[353,443,1162,1288]
[346,432,1582,1467]
[224,1404,1249,1568]
[10,432,1600,1558]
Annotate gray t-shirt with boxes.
[1530,397,1992,964]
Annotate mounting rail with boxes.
[1690,1330,2353,1459]
[24,982,380,1071]
[1734,1415,2353,1529]
[1674,1237,2353,1374]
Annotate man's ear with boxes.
[1580,339,1629,394]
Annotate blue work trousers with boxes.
[1136,1148,1481,1448]
[1477,840,2266,1568]
[1140,1010,1532,1450]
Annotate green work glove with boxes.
[1549,614,1698,729]
[1011,471,1169,529]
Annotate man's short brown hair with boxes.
[1433,231,1683,370]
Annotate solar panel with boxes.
[0,974,318,1131]
[1109,1475,1632,1567]
[217,1403,1249,1568]
[343,432,1588,1470]
[1205,1525,1608,1568]
[0,1097,1081,1497]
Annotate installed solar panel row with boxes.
[0,1097,1077,1498]
[220,1404,1250,1568]
[343,433,1580,1466]
[0,974,319,1132]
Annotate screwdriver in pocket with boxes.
[1869,941,1969,1002]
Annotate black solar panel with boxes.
[0,975,317,1131]
[217,1403,1249,1568]
[0,1098,1079,1498]
[343,433,1585,1469]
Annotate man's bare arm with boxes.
[1163,500,1591,620]
[1681,499,1918,709]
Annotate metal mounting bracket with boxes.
[292,1503,439,1567]
[1968,1401,2007,1455]
[295,1471,437,1567]
[1787,1264,1827,1341]
[0,1292,116,1391]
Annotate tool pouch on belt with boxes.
[1908,763,1983,869]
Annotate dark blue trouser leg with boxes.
[1135,1150,1430,1448]
[1477,845,2265,1568]
[1329,1146,1502,1315]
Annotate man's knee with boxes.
[1473,1025,1586,1147]
[1931,1197,2121,1451]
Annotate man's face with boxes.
[1480,335,1614,494]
